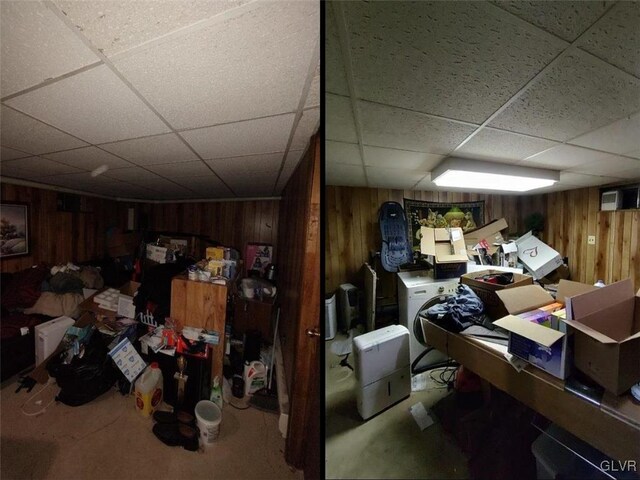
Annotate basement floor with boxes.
[325,332,469,479]
[1,374,302,480]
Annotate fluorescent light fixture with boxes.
[431,157,559,192]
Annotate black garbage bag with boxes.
[425,284,484,333]
[47,328,120,406]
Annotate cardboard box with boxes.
[493,281,596,379]
[563,279,640,395]
[206,247,225,260]
[117,281,140,319]
[460,269,534,320]
[464,218,508,256]
[515,231,563,279]
[420,227,468,279]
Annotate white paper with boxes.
[451,229,462,242]
[410,402,435,431]
[411,373,429,392]
[502,241,518,254]
[504,352,528,372]
[108,338,147,382]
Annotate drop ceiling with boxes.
[325,0,640,193]
[0,0,319,201]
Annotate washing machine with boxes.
[397,270,459,374]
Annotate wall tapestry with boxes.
[403,199,485,252]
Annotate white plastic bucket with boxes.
[194,400,222,447]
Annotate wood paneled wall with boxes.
[1,183,280,272]
[1,184,119,272]
[277,135,320,468]
[325,186,543,293]
[124,199,280,259]
[326,185,640,294]
[542,188,639,289]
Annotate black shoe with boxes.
[153,410,195,426]
[152,423,199,451]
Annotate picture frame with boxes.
[0,203,29,258]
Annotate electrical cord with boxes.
[20,378,58,417]
[227,400,250,410]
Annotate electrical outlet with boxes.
[588,235,596,245]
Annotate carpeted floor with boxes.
[1,375,302,480]
[325,332,469,479]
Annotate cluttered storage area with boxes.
[325,187,640,480]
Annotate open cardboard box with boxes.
[515,231,563,279]
[563,279,640,395]
[464,218,508,256]
[420,227,468,279]
[493,280,597,379]
[460,269,534,320]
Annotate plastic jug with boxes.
[135,362,163,417]
[243,361,267,396]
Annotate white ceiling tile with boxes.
[0,1,100,97]
[146,161,213,178]
[304,64,320,109]
[559,171,625,187]
[521,144,611,169]
[342,1,566,123]
[206,152,283,196]
[112,2,318,129]
[626,150,640,160]
[1,160,51,180]
[44,172,124,189]
[457,128,559,161]
[172,175,234,198]
[415,177,436,191]
[100,133,198,165]
[53,0,248,58]
[570,155,640,177]
[568,113,640,156]
[365,167,426,189]
[490,1,614,42]
[326,94,358,143]
[326,141,361,166]
[276,150,305,193]
[489,49,640,141]
[2,156,83,176]
[325,2,349,96]
[1,146,31,161]
[1,106,88,155]
[291,108,319,151]
[5,65,171,144]
[182,115,293,160]
[363,146,443,170]
[576,2,640,78]
[325,163,367,187]
[43,146,132,171]
[103,167,149,182]
[359,101,477,154]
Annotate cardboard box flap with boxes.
[495,285,554,315]
[465,218,508,242]
[555,280,598,304]
[421,227,467,261]
[565,298,637,343]
[569,279,635,320]
[494,315,565,347]
[563,318,619,344]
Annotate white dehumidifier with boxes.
[353,325,411,420]
[34,316,75,366]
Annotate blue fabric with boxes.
[425,284,484,333]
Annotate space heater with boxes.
[337,283,359,331]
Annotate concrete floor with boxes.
[325,333,469,479]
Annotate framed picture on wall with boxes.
[0,203,29,258]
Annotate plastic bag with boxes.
[47,327,119,406]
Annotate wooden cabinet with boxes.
[232,296,275,342]
[170,275,227,382]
